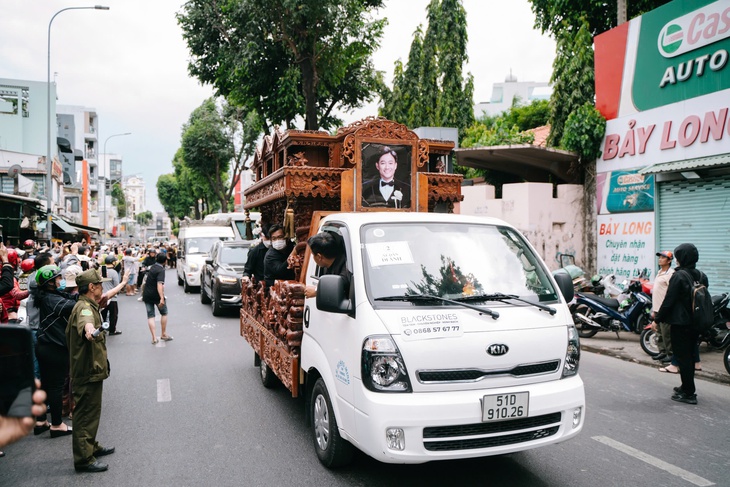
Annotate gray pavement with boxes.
[580,330,730,386]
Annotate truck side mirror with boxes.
[316,275,352,314]
[204,258,213,265]
[553,269,575,303]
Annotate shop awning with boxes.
[67,221,100,236]
[639,154,730,175]
[37,215,77,234]
[454,144,581,184]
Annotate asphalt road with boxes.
[1,268,728,486]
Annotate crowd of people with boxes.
[0,238,176,471]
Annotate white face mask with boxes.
[272,240,286,251]
[263,239,271,248]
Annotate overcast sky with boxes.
[0,0,555,213]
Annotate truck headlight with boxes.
[562,325,580,378]
[361,336,412,393]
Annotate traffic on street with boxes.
[1,267,728,486]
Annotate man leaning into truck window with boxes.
[304,232,350,299]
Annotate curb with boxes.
[581,343,730,386]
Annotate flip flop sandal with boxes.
[151,339,159,345]
[659,366,679,374]
[160,336,173,341]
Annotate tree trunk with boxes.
[300,57,318,130]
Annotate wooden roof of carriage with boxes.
[243,117,462,211]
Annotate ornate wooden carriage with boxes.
[240,117,463,395]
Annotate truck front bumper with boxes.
[345,375,585,464]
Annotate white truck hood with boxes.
[373,304,571,393]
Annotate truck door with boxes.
[303,224,357,431]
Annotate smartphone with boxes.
[0,224,4,244]
[0,326,36,417]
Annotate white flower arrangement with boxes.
[392,190,403,209]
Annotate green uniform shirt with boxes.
[66,295,109,385]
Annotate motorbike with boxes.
[572,278,653,338]
[640,293,730,373]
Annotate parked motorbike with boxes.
[640,293,730,371]
[572,278,652,338]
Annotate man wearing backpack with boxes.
[654,243,708,405]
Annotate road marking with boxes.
[157,378,171,402]
[592,436,714,486]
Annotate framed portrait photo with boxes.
[359,141,414,210]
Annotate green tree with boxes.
[547,18,594,147]
[180,98,261,213]
[380,0,473,135]
[157,174,187,221]
[136,211,154,226]
[178,0,386,131]
[528,0,671,37]
[501,99,550,132]
[111,183,126,218]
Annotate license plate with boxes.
[482,392,529,422]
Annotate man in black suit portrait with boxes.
[362,146,411,208]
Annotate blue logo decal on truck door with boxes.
[335,360,350,385]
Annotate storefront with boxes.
[595,0,730,293]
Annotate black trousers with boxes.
[101,301,119,333]
[36,341,69,426]
[670,325,698,396]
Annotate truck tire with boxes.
[260,360,278,388]
[311,378,354,468]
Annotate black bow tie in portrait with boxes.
[380,180,394,187]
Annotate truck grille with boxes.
[417,360,560,383]
[423,412,562,451]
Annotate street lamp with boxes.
[46,5,110,243]
[101,132,131,235]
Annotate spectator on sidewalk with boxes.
[651,251,675,365]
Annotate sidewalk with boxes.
[580,332,729,386]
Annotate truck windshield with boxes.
[186,237,227,255]
[361,223,558,305]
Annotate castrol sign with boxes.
[657,2,730,58]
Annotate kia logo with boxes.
[487,344,509,356]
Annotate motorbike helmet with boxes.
[35,264,62,287]
[20,258,35,273]
[7,249,19,268]
[23,239,35,249]
[105,255,117,265]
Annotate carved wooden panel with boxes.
[426,173,464,202]
[336,116,418,140]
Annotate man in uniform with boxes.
[66,268,115,473]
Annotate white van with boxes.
[203,212,261,240]
[177,221,234,292]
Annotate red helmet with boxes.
[7,249,19,268]
[23,239,35,249]
[20,258,35,273]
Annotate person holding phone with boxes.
[0,379,47,456]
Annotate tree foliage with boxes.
[561,102,606,162]
[136,211,154,226]
[380,0,474,135]
[180,98,261,213]
[528,0,671,37]
[178,0,386,131]
[547,18,594,147]
[110,183,126,218]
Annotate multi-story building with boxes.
[123,175,145,218]
[473,73,552,118]
[99,151,123,236]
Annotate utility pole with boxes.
[617,0,627,25]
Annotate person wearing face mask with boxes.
[263,224,296,288]
[242,224,271,285]
[33,265,79,438]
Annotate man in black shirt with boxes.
[304,232,350,299]
[263,224,295,288]
[242,224,270,285]
[142,253,172,345]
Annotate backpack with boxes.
[682,269,714,335]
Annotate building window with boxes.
[65,196,80,213]
[0,85,30,117]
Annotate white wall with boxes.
[458,182,585,270]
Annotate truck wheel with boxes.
[311,378,354,468]
[260,360,278,388]
[200,283,211,304]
